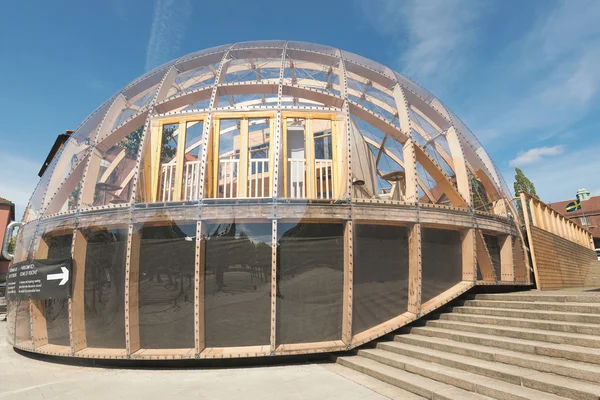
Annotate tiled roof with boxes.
[0,197,14,206]
[549,195,600,217]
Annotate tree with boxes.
[513,168,537,223]
[513,168,537,198]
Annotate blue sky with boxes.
[1,0,599,216]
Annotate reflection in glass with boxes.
[83,228,127,348]
[247,119,270,198]
[276,223,343,344]
[138,223,195,349]
[421,228,462,303]
[158,123,179,202]
[204,222,271,347]
[182,120,204,201]
[15,300,31,346]
[217,119,241,198]
[313,120,333,199]
[353,224,409,334]
[285,119,306,199]
[43,233,73,346]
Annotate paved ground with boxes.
[0,321,386,400]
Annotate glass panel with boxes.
[353,224,409,334]
[14,299,31,347]
[83,227,127,348]
[286,118,306,199]
[484,234,501,279]
[41,233,73,346]
[204,222,272,347]
[138,222,195,349]
[313,119,333,200]
[247,118,271,198]
[83,126,143,208]
[421,228,462,303]
[276,222,344,344]
[217,119,241,199]
[182,120,204,201]
[157,123,179,202]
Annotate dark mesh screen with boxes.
[84,228,127,348]
[204,223,271,347]
[44,234,72,346]
[276,223,344,344]
[421,228,462,304]
[353,224,409,334]
[139,223,195,349]
[484,234,501,280]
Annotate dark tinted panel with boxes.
[44,234,73,346]
[204,222,271,347]
[276,223,344,344]
[421,228,462,304]
[84,228,127,348]
[139,223,195,349]
[353,224,409,334]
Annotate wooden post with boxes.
[461,228,476,281]
[475,230,496,281]
[408,223,422,315]
[125,226,141,355]
[70,229,87,352]
[31,236,49,348]
[520,193,541,289]
[239,118,249,198]
[499,235,514,282]
[306,118,315,199]
[342,221,353,345]
[174,121,187,201]
[195,221,205,354]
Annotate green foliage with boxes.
[8,235,16,253]
[117,126,144,158]
[471,175,491,212]
[513,168,537,198]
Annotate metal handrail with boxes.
[2,221,23,261]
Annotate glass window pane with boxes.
[204,222,272,347]
[353,224,409,334]
[158,123,180,202]
[138,223,195,349]
[217,119,241,198]
[421,228,462,303]
[182,120,204,201]
[313,119,333,199]
[286,118,306,199]
[247,118,270,198]
[276,222,343,344]
[83,227,127,348]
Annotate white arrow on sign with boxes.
[47,267,69,286]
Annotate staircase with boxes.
[334,291,600,399]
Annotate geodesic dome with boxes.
[8,41,529,360]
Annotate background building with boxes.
[549,188,600,248]
[0,197,16,281]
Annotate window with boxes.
[580,216,590,226]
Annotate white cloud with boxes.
[145,0,192,72]
[0,151,41,219]
[356,0,486,91]
[509,145,564,167]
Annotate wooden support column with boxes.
[408,223,422,315]
[195,221,205,354]
[174,122,187,201]
[306,118,315,199]
[475,230,496,281]
[70,229,87,352]
[520,193,540,289]
[342,221,353,345]
[461,228,476,281]
[270,219,277,354]
[239,119,249,198]
[499,235,515,282]
[31,237,49,348]
[125,226,141,355]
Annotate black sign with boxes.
[6,259,72,301]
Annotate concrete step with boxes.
[377,340,600,400]
[460,299,600,314]
[449,306,600,325]
[408,325,600,364]
[423,319,600,348]
[336,355,492,400]
[436,312,600,335]
[358,348,566,400]
[325,363,427,399]
[394,334,600,384]
[469,293,600,304]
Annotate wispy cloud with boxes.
[509,145,564,167]
[145,0,192,72]
[0,151,41,219]
[356,0,487,91]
